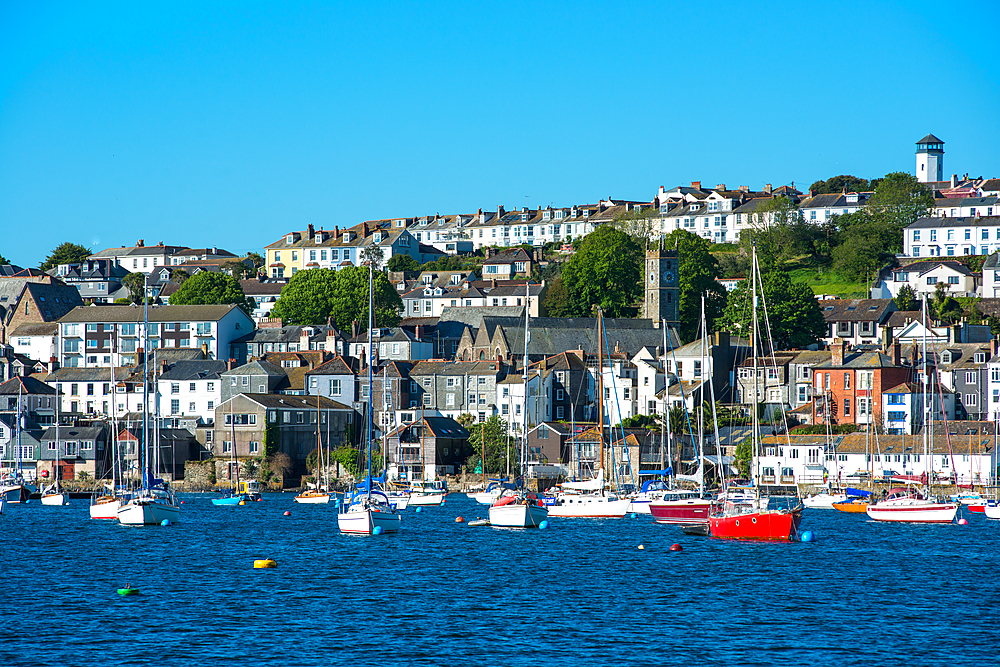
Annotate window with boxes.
[189,402,196,411]
[222,441,233,453]
[887,411,905,421]
[947,276,959,285]
[844,399,850,416]
[965,393,978,407]
[843,373,851,389]
[171,399,180,414]
[171,383,180,394]
[887,394,904,405]
[966,371,978,384]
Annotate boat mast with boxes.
[699,295,707,498]
[661,317,669,485]
[751,246,760,494]
[521,281,530,484]
[54,383,60,492]
[142,273,149,490]
[922,297,930,494]
[366,262,374,498]
[480,421,485,489]
[597,308,604,478]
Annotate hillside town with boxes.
[2,134,999,493]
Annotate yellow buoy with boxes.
[253,558,277,569]
[239,500,246,505]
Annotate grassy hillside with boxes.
[786,264,867,299]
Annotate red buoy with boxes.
[455,516,465,523]
[958,518,969,525]
[670,543,683,552]
[283,511,291,516]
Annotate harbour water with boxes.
[4,494,997,666]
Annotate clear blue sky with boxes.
[2,1,998,268]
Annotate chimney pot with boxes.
[691,181,701,190]
[832,338,846,366]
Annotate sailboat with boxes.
[213,398,251,506]
[546,309,629,519]
[708,246,802,540]
[1,385,35,504]
[41,396,69,506]
[650,298,718,525]
[866,299,958,524]
[337,262,401,535]
[91,362,126,518]
[489,285,550,528]
[296,394,331,504]
[118,276,180,526]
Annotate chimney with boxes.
[714,330,730,352]
[137,239,144,247]
[228,358,237,371]
[201,342,208,357]
[498,204,505,216]
[764,184,773,195]
[716,184,726,191]
[415,325,424,340]
[952,323,962,344]
[892,341,901,366]
[739,185,749,193]
[691,181,701,190]
[992,338,1000,358]
[334,225,340,238]
[882,325,893,351]
[352,320,359,339]
[161,360,169,374]
[951,174,958,188]
[832,338,846,366]
[307,224,315,238]
[300,328,311,351]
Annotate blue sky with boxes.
[2,1,998,268]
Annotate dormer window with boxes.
[554,210,563,219]
[846,193,859,204]
[542,211,551,221]
[942,351,952,363]
[315,234,323,243]
[571,207,578,218]
[583,209,589,217]
[286,234,294,244]
[422,275,432,284]
[373,232,383,243]
[395,220,405,227]
[521,214,528,222]
[975,352,986,364]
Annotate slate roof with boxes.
[814,350,903,369]
[422,416,469,439]
[42,367,131,383]
[158,360,229,381]
[917,134,944,144]
[307,356,357,376]
[409,361,505,377]
[497,316,680,359]
[439,306,524,326]
[819,299,896,323]
[0,375,56,395]
[908,216,1000,230]
[58,303,248,323]
[885,311,922,328]
[228,393,352,411]
[10,322,59,337]
[483,248,532,265]
[894,260,974,276]
[221,359,285,377]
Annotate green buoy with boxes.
[117,585,140,596]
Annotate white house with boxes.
[881,382,955,435]
[156,360,227,423]
[876,260,977,299]
[904,216,1000,258]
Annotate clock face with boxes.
[663,271,674,283]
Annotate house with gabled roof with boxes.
[818,299,897,347]
[904,216,1000,259]
[383,415,470,481]
[481,248,534,280]
[811,339,912,429]
[875,259,977,299]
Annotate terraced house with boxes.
[57,304,254,368]
[265,222,427,277]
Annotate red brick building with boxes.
[811,339,913,429]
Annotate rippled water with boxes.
[3,494,997,667]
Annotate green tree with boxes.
[734,439,752,478]
[0,251,9,265]
[245,252,265,275]
[542,277,570,317]
[738,196,803,267]
[610,206,657,247]
[465,415,517,478]
[561,225,642,317]
[221,260,253,279]
[121,272,148,304]
[831,217,895,281]
[387,254,421,272]
[168,271,255,315]
[270,267,402,330]
[360,244,385,270]
[421,255,469,271]
[661,229,727,342]
[39,242,91,271]
[930,282,962,324]
[171,268,190,284]
[718,264,827,349]
[865,171,934,253]
[893,284,918,311]
[808,175,870,195]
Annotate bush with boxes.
[791,424,859,435]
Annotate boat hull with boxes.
[831,501,869,514]
[89,496,121,519]
[387,493,409,510]
[470,490,501,505]
[546,494,630,518]
[803,493,848,509]
[337,508,401,534]
[407,492,445,506]
[865,502,958,523]
[649,499,716,525]
[294,493,331,504]
[984,504,1000,520]
[118,500,180,525]
[41,493,69,506]
[489,502,548,528]
[212,495,247,506]
[1,484,32,503]
[709,509,802,541]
